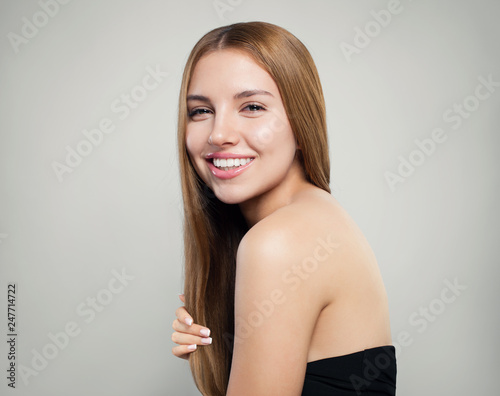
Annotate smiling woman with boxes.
[171,21,397,396]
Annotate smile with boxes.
[212,157,253,171]
[205,154,255,180]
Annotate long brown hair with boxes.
[177,21,330,395]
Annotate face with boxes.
[185,49,299,205]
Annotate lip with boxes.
[206,152,255,160]
[205,154,255,180]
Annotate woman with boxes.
[171,22,397,395]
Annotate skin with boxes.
[171,49,392,395]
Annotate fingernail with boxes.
[187,344,197,351]
[201,337,212,345]
[200,328,210,337]
[185,317,193,326]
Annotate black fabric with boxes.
[301,345,397,395]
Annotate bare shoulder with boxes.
[238,186,375,267]
[236,186,381,306]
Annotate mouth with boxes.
[205,154,256,180]
[211,157,254,171]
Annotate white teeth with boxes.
[212,157,252,170]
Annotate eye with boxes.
[188,108,212,119]
[242,104,266,112]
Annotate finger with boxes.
[175,305,194,326]
[172,318,211,337]
[178,293,186,304]
[171,331,212,346]
[172,344,198,360]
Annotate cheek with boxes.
[185,119,213,151]
[248,111,296,153]
[185,130,196,157]
[185,124,206,155]
[185,128,207,174]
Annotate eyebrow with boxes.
[234,89,274,99]
[186,89,274,103]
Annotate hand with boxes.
[172,294,212,360]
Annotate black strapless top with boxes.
[301,345,397,395]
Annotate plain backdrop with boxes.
[1,1,499,395]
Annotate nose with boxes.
[208,111,239,147]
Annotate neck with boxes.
[238,156,311,228]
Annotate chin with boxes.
[213,192,246,205]
[211,186,254,206]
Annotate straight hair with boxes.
[177,21,330,395]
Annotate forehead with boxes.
[188,49,279,96]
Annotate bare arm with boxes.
[226,223,324,396]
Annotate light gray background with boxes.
[1,1,499,395]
